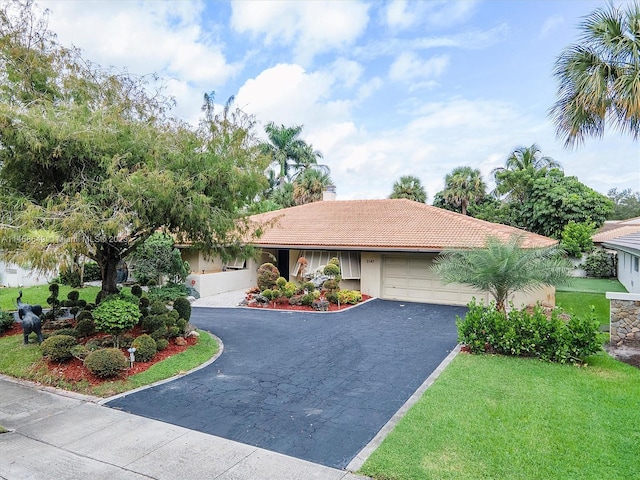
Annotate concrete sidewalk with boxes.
[0,377,367,480]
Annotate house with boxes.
[592,217,640,245]
[185,199,557,307]
[0,255,52,287]
[602,233,640,294]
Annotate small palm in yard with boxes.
[434,235,571,312]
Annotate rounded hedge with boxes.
[173,297,191,322]
[155,338,169,351]
[41,335,77,362]
[132,334,157,362]
[84,348,128,378]
[75,318,96,338]
[257,263,280,291]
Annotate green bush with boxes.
[147,283,188,303]
[151,325,168,341]
[150,300,168,316]
[142,314,167,334]
[323,279,340,291]
[132,334,157,362]
[261,289,276,301]
[0,311,15,334]
[275,277,287,289]
[156,338,169,351]
[456,300,601,364]
[337,290,362,304]
[51,328,78,338]
[173,297,191,321]
[176,318,187,334]
[84,348,128,378]
[584,249,616,278]
[41,335,77,362]
[75,318,96,338]
[302,281,315,292]
[561,221,595,258]
[70,344,90,361]
[131,284,143,298]
[118,333,135,348]
[257,263,280,291]
[92,299,141,342]
[167,326,180,338]
[282,282,297,298]
[323,263,341,277]
[67,290,80,302]
[83,262,101,282]
[76,310,94,322]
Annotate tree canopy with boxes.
[607,188,640,220]
[550,1,640,147]
[389,175,427,203]
[0,0,269,297]
[438,166,486,216]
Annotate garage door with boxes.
[381,255,488,305]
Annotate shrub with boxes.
[142,315,167,334]
[84,348,128,378]
[457,300,601,364]
[261,289,277,301]
[77,299,87,308]
[275,276,287,289]
[167,326,180,338]
[51,328,78,338]
[151,325,168,341]
[173,297,191,321]
[328,257,340,266]
[58,267,81,287]
[70,344,90,361]
[323,279,340,291]
[85,339,102,351]
[76,310,94,322]
[561,221,595,258]
[41,335,77,362]
[323,263,341,277]
[0,311,15,334]
[289,294,304,306]
[118,333,135,348]
[92,299,141,345]
[584,249,616,278]
[301,293,316,306]
[337,290,362,305]
[75,318,96,338]
[147,283,188,303]
[83,262,102,282]
[176,318,187,334]
[282,282,297,298]
[150,300,168,316]
[257,263,280,291]
[302,281,315,292]
[131,284,143,298]
[67,290,80,302]
[132,334,157,362]
[325,291,339,304]
[156,338,169,351]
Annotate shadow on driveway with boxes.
[106,299,465,469]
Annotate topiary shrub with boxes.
[92,299,141,347]
[150,300,168,316]
[70,344,90,361]
[176,318,187,334]
[584,248,616,278]
[0,311,15,335]
[142,314,167,334]
[67,290,80,302]
[151,325,168,341]
[155,338,169,351]
[132,334,157,362]
[75,318,96,338]
[77,299,87,309]
[323,263,341,277]
[337,290,362,305]
[41,335,77,362]
[76,310,94,322]
[84,348,128,378]
[167,326,180,338]
[275,277,287,289]
[173,297,191,321]
[51,328,78,338]
[302,281,315,292]
[282,282,297,298]
[131,284,143,298]
[257,263,280,291]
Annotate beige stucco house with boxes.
[183,198,557,308]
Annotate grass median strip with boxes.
[359,352,639,480]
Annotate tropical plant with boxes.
[92,299,141,347]
[550,1,640,147]
[607,188,640,220]
[560,221,595,257]
[433,235,571,312]
[389,175,427,203]
[293,167,333,205]
[441,166,486,215]
[492,144,561,201]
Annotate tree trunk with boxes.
[95,242,125,301]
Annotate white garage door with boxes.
[381,255,488,305]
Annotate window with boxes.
[634,256,639,273]
[224,258,246,270]
[291,251,361,279]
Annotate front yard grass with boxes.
[0,330,218,397]
[0,285,102,311]
[360,352,640,480]
[556,277,626,327]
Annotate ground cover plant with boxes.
[360,353,640,480]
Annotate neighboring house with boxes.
[0,256,52,287]
[185,199,558,307]
[592,217,640,245]
[602,233,640,294]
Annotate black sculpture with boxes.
[14,291,43,344]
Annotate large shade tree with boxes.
[389,175,427,203]
[433,235,571,312]
[550,1,640,147]
[0,1,268,298]
[441,166,486,215]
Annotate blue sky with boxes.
[39,0,639,201]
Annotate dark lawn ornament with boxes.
[14,291,44,344]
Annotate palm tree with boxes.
[293,168,333,205]
[442,166,486,215]
[389,175,427,203]
[549,2,640,147]
[492,144,561,201]
[261,123,321,185]
[433,235,571,312]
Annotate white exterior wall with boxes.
[0,260,53,287]
[181,249,223,274]
[616,251,640,294]
[186,258,257,297]
[360,252,382,298]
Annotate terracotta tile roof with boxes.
[247,199,556,251]
[593,217,640,243]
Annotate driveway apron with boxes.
[106,299,464,469]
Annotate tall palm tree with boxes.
[442,166,486,215]
[433,235,571,312]
[549,2,640,147]
[261,123,321,185]
[293,168,333,205]
[389,175,427,203]
[492,144,561,201]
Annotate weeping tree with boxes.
[0,1,268,300]
[433,235,571,312]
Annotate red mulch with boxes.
[246,294,372,312]
[1,323,196,386]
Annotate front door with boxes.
[277,249,290,280]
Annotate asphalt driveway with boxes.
[106,299,464,469]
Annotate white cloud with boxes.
[385,0,478,31]
[540,15,564,39]
[230,0,370,65]
[385,0,416,30]
[389,52,450,83]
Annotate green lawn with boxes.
[0,285,101,311]
[557,277,626,293]
[360,353,640,480]
[556,277,626,327]
[0,330,218,397]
